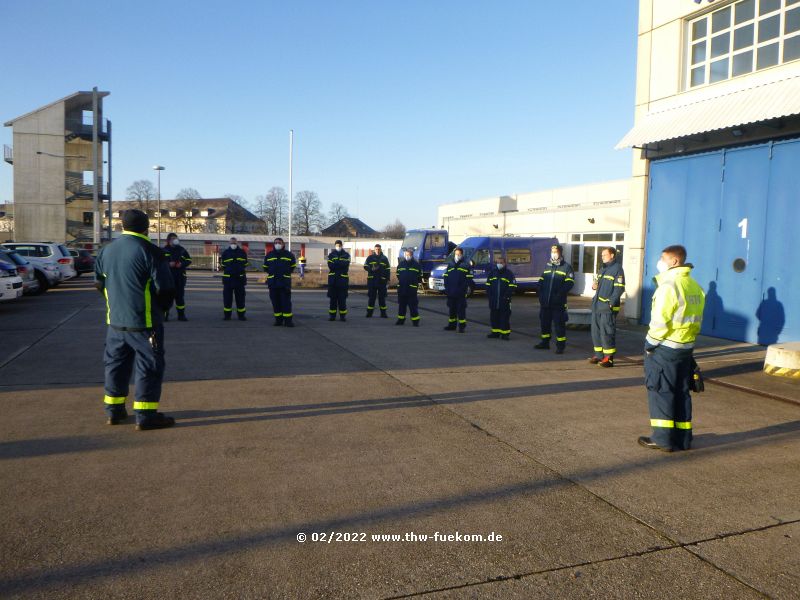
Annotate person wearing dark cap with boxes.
[263,237,297,327]
[364,243,391,318]
[220,237,249,320]
[534,244,574,354]
[327,240,350,321]
[94,209,176,430]
[162,232,192,321]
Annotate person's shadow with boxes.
[756,287,785,345]
[702,281,723,336]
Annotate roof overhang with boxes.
[4,90,110,127]
[616,75,800,149]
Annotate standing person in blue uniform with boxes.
[263,237,296,327]
[364,243,391,318]
[327,240,350,321]
[486,255,517,340]
[162,232,192,322]
[589,247,626,367]
[94,209,176,430]
[534,244,575,354]
[395,247,422,326]
[220,236,248,320]
[443,247,473,333]
[639,245,705,453]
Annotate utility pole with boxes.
[92,87,100,245]
[288,129,293,252]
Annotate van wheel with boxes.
[34,271,49,294]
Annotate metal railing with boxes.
[64,117,110,138]
[3,145,11,164]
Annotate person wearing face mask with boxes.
[162,232,192,322]
[220,237,249,320]
[395,248,422,326]
[589,246,626,367]
[327,240,350,321]
[262,237,297,327]
[534,244,575,354]
[486,255,517,340]
[639,245,705,453]
[364,243,391,318]
[443,247,473,333]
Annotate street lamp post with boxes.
[288,130,293,252]
[153,165,165,245]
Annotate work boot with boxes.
[238,312,247,321]
[106,409,129,426]
[599,356,614,368]
[223,312,232,321]
[380,310,388,318]
[329,314,336,321]
[588,356,602,364]
[395,319,405,325]
[534,340,550,350]
[339,314,347,322]
[487,332,500,338]
[274,318,284,326]
[177,310,188,322]
[412,320,420,327]
[458,324,466,333]
[444,323,456,331]
[501,333,510,341]
[366,310,373,318]
[555,344,565,355]
[284,318,294,328]
[135,413,176,431]
[637,436,673,453]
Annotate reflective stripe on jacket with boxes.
[593,258,625,311]
[162,244,192,272]
[486,267,517,310]
[263,249,296,288]
[538,259,574,307]
[443,260,473,298]
[327,250,351,288]
[646,265,705,349]
[220,247,249,279]
[396,258,422,294]
[364,253,391,284]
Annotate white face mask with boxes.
[550,253,560,262]
[656,259,668,273]
[335,246,342,252]
[404,254,412,261]
[454,254,462,262]
[171,238,180,246]
[496,263,504,270]
[274,243,283,251]
[230,244,238,250]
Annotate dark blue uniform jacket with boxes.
[443,259,473,298]
[396,258,422,294]
[263,249,296,288]
[538,259,575,307]
[487,266,517,310]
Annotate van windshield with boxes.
[402,232,425,251]
[446,246,475,262]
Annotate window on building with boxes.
[688,0,800,88]
[83,212,93,226]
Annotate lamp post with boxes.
[153,165,165,245]
[288,130,293,252]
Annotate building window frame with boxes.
[686,0,800,90]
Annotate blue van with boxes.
[401,229,453,278]
[428,236,558,294]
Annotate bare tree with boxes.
[175,187,202,200]
[327,202,349,226]
[172,197,202,233]
[266,187,289,234]
[125,180,156,211]
[382,219,406,239]
[292,190,324,235]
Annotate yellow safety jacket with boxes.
[646,265,705,349]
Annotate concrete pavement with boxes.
[0,272,797,598]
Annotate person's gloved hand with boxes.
[644,341,658,355]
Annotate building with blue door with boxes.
[618,0,800,344]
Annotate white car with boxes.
[0,254,24,301]
[1,242,76,282]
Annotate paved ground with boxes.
[0,272,798,599]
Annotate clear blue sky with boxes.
[0,0,638,230]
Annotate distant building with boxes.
[108,197,263,235]
[320,217,379,238]
[4,90,111,243]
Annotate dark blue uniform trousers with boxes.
[223,279,246,314]
[539,306,567,347]
[104,325,165,423]
[397,292,420,321]
[269,287,292,320]
[171,270,186,311]
[447,296,467,326]
[644,345,693,450]
[367,283,388,311]
[591,305,617,357]
[329,287,348,314]
[490,307,511,334]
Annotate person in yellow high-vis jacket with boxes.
[639,245,705,452]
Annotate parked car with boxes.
[0,252,24,302]
[69,248,95,276]
[0,248,41,295]
[1,242,76,281]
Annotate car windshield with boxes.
[0,253,15,267]
[3,251,27,266]
[402,232,426,251]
